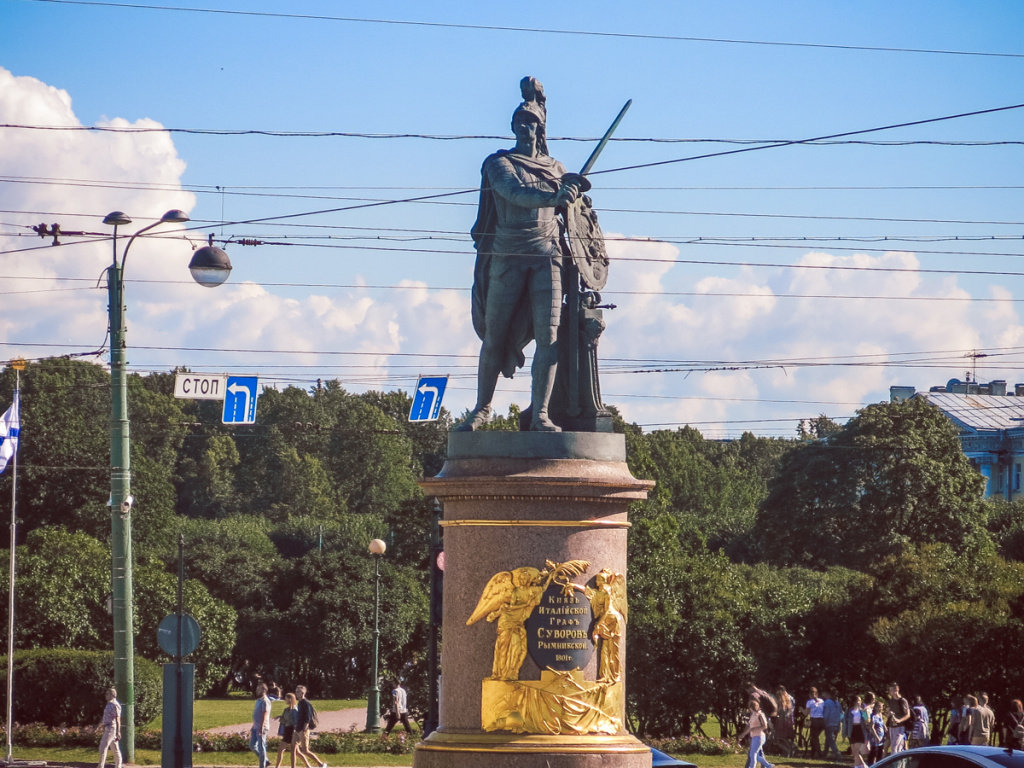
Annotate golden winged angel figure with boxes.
[467,560,590,681]
[571,569,626,682]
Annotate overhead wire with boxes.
[3,175,1023,196]
[591,102,1024,177]
[5,339,1023,368]
[2,124,1022,147]
[19,0,1024,59]
[4,100,1008,233]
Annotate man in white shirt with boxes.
[382,679,412,737]
[805,687,825,758]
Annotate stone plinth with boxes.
[414,431,654,768]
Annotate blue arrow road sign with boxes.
[409,375,448,422]
[222,376,259,424]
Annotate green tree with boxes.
[627,513,755,737]
[0,359,186,550]
[0,528,110,650]
[163,517,282,609]
[0,359,109,538]
[358,389,451,478]
[627,426,793,561]
[758,398,989,568]
[985,498,1024,561]
[177,435,241,519]
[238,545,427,697]
[868,544,1024,702]
[133,562,237,697]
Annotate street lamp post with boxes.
[365,538,386,733]
[102,211,231,760]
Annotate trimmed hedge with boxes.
[0,649,161,726]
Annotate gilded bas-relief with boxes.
[467,560,627,735]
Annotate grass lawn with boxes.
[146,694,367,732]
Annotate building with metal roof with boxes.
[891,378,1024,500]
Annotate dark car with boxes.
[649,746,697,768]
[871,745,1024,768]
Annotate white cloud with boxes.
[0,67,480,404]
[3,67,1022,436]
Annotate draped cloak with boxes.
[470,150,567,379]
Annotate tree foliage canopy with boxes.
[1,359,1015,737]
[758,397,988,568]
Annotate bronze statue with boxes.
[457,77,587,432]
[457,78,628,433]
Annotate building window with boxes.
[1016,464,1021,492]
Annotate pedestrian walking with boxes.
[293,685,328,768]
[382,678,413,737]
[250,683,271,768]
[738,698,775,768]
[97,687,122,768]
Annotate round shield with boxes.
[564,195,609,291]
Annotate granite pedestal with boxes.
[414,431,654,768]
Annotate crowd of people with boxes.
[741,682,1024,768]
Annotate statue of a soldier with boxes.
[456,77,589,432]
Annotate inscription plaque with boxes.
[525,582,594,671]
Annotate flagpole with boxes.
[5,360,22,764]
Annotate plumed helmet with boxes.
[511,76,549,156]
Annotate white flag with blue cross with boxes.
[0,392,20,474]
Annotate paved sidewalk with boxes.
[205,707,367,736]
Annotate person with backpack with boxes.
[746,684,778,730]
[1003,699,1024,750]
[293,685,327,768]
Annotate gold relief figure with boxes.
[467,560,590,681]
[572,569,626,683]
[481,670,622,735]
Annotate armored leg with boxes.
[530,342,560,431]
[527,259,562,432]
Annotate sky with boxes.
[0,0,1022,437]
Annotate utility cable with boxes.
[3,174,1022,194]
[18,0,1024,59]
[592,102,1024,176]
[2,124,1022,147]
